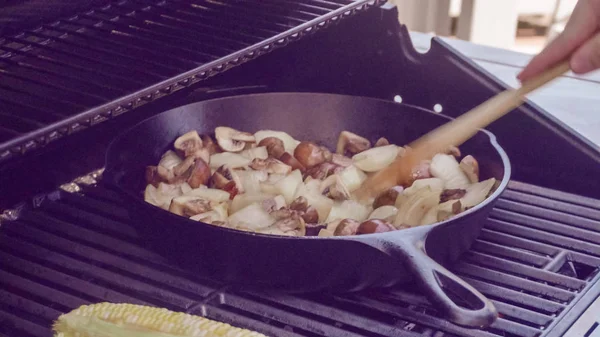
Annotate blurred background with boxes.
[392,0,577,54]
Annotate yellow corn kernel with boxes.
[52,302,268,337]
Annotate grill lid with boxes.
[0,0,385,162]
[1,179,599,337]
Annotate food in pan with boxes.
[52,302,267,337]
[144,127,497,237]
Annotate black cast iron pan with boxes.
[104,92,511,328]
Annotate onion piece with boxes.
[403,178,444,196]
[236,170,268,194]
[394,186,440,228]
[228,203,276,230]
[273,169,303,204]
[429,154,471,189]
[337,165,367,192]
[351,145,399,172]
[368,205,398,222]
[190,203,229,223]
[230,193,283,214]
[209,152,251,170]
[318,229,335,237]
[420,200,461,225]
[460,178,497,209]
[158,150,183,170]
[184,187,231,203]
[326,200,370,223]
[240,146,268,160]
[254,130,300,154]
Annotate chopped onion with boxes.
[254,130,300,154]
[326,200,370,223]
[318,228,334,237]
[368,205,398,222]
[240,146,268,160]
[429,154,471,189]
[352,145,399,172]
[273,169,303,204]
[209,152,251,169]
[231,193,282,214]
[394,186,440,228]
[460,178,497,209]
[420,200,459,226]
[338,165,367,192]
[158,150,182,170]
[180,182,193,195]
[228,203,275,230]
[236,170,268,194]
[184,187,231,203]
[190,202,229,223]
[403,178,444,196]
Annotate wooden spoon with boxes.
[354,60,571,201]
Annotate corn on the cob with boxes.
[52,302,268,337]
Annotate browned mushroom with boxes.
[333,218,360,236]
[202,135,220,155]
[357,219,395,234]
[168,196,212,217]
[257,137,286,159]
[374,137,390,147]
[209,165,243,193]
[373,186,404,209]
[187,158,211,188]
[215,126,255,152]
[174,131,203,157]
[249,158,292,175]
[336,131,371,156]
[289,196,319,223]
[293,141,327,169]
[460,155,479,183]
[279,152,306,172]
[440,189,467,203]
[304,162,343,180]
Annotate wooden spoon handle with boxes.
[409,60,570,159]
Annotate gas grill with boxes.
[1,1,600,337]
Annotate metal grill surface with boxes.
[1,180,599,337]
[0,0,384,162]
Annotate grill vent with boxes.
[1,180,599,337]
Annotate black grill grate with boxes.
[1,180,599,337]
[0,0,385,162]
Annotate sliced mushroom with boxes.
[172,156,195,178]
[357,219,395,234]
[187,158,211,188]
[169,196,212,217]
[289,196,319,223]
[279,152,306,172]
[261,195,287,213]
[373,186,404,209]
[249,158,292,175]
[294,141,328,169]
[258,137,286,159]
[374,137,390,147]
[304,162,342,180]
[202,135,220,155]
[333,218,360,236]
[336,131,371,156]
[210,165,243,193]
[460,155,479,183]
[174,131,203,157]
[215,126,255,152]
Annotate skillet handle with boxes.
[375,228,497,328]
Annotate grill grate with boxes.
[1,180,599,337]
[0,0,385,162]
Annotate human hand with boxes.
[518,0,600,82]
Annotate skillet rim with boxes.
[104,92,512,241]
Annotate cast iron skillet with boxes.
[104,93,511,328]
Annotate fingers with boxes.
[518,0,600,81]
[571,31,600,73]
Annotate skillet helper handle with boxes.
[375,228,497,328]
